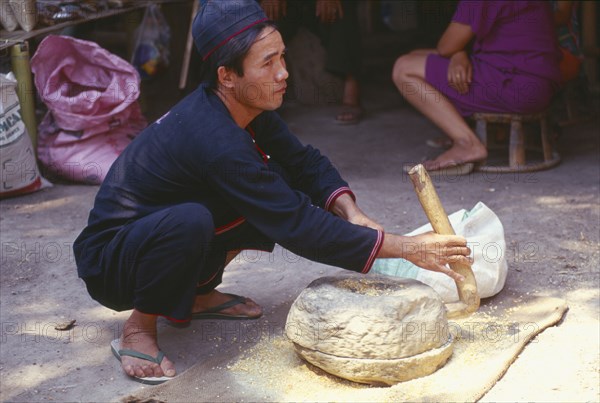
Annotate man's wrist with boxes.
[325,187,355,213]
[378,234,410,259]
[329,192,359,220]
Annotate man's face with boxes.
[231,28,288,113]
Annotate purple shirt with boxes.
[453,1,561,84]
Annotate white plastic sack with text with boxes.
[371,202,508,302]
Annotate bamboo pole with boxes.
[11,41,37,155]
[408,164,480,318]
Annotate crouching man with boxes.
[73,0,470,384]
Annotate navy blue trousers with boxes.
[83,203,273,320]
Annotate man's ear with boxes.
[217,66,236,89]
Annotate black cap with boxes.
[192,0,268,61]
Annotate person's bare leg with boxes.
[192,250,262,317]
[342,74,359,106]
[119,309,176,379]
[336,74,362,123]
[392,52,487,169]
[408,49,454,151]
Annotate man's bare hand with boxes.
[379,232,472,282]
[403,232,471,281]
[260,0,286,20]
[316,0,343,23]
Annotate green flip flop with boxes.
[190,293,263,320]
[110,339,174,385]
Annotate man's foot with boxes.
[192,289,262,319]
[119,310,176,380]
[423,142,487,171]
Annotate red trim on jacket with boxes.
[362,230,384,274]
[215,217,246,235]
[325,187,355,212]
[247,126,270,164]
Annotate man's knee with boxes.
[162,203,215,245]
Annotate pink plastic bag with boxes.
[31,35,147,184]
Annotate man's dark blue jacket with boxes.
[74,84,384,279]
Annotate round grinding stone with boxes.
[285,273,453,385]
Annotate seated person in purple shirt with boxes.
[73,0,471,384]
[392,1,562,172]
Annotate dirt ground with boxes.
[1,17,599,403]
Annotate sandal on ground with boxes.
[335,105,363,125]
[111,339,174,385]
[424,162,475,176]
[191,293,263,320]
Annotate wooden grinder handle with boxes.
[408,164,480,318]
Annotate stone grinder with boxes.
[285,164,480,385]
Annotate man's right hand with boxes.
[378,232,472,282]
[260,0,286,20]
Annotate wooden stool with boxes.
[472,112,561,173]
